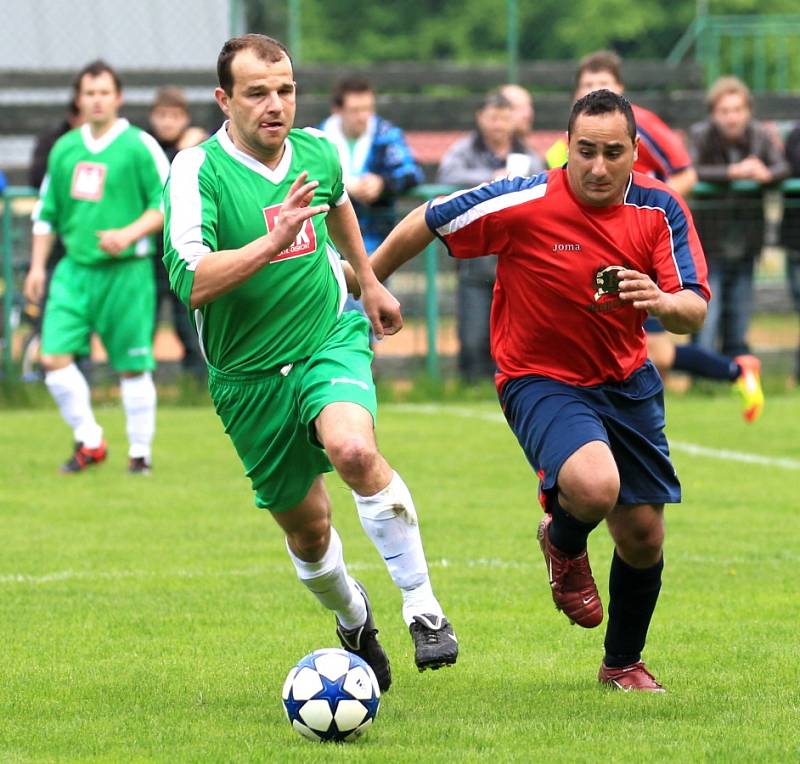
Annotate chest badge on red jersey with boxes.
[262,203,318,263]
[589,265,625,314]
[594,265,624,302]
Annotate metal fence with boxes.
[669,13,800,92]
[0,0,235,71]
[3,182,800,383]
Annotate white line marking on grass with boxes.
[3,551,797,588]
[385,404,800,471]
[668,440,800,470]
[0,551,800,586]
[0,558,539,587]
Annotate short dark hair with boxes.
[73,59,122,96]
[567,89,637,143]
[151,86,189,113]
[478,89,512,112]
[575,50,623,90]
[217,34,292,96]
[332,76,373,108]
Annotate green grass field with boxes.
[2,393,799,763]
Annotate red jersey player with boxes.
[356,90,710,692]
[546,50,764,422]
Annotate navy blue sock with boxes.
[548,495,601,556]
[673,345,740,382]
[603,551,663,668]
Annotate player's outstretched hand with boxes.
[618,269,664,312]
[361,280,402,341]
[270,171,329,256]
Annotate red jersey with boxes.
[425,168,709,389]
[632,104,692,181]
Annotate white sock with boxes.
[354,471,444,625]
[121,372,156,460]
[286,527,367,630]
[45,363,103,448]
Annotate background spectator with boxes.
[320,76,423,256]
[498,83,542,159]
[690,76,789,357]
[148,87,207,378]
[780,122,800,385]
[437,90,544,384]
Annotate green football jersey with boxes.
[33,119,169,265]
[163,124,349,375]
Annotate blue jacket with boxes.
[320,114,423,251]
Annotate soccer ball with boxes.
[281,648,381,742]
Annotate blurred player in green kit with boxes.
[162,35,458,691]
[26,60,169,474]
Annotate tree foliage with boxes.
[245,0,800,65]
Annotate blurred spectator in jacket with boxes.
[780,122,800,384]
[437,90,545,383]
[320,77,423,256]
[149,87,207,378]
[499,83,544,163]
[690,76,789,357]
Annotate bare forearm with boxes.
[326,201,379,289]
[370,204,434,283]
[190,234,278,308]
[667,167,698,198]
[31,232,56,270]
[125,209,164,241]
[653,290,707,334]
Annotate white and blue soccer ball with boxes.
[281,648,381,742]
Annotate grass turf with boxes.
[1,392,799,762]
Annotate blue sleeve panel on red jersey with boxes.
[631,104,693,181]
[636,125,672,180]
[636,123,687,178]
[625,179,709,301]
[425,171,549,237]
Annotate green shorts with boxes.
[41,256,156,372]
[208,311,377,512]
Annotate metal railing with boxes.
[668,14,800,91]
[1,185,36,380]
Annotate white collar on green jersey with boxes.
[216,121,293,184]
[80,118,129,154]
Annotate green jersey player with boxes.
[25,60,169,474]
[162,35,458,688]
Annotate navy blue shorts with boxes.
[644,316,665,333]
[500,361,681,509]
